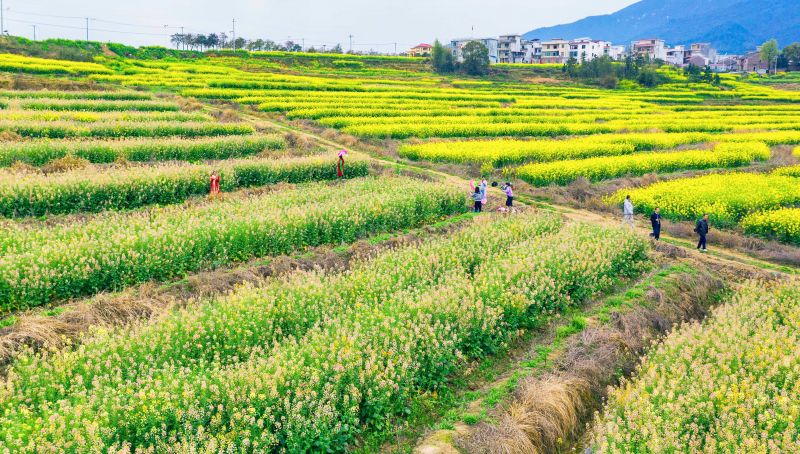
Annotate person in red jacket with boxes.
[210,170,220,196]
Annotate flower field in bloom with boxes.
[0,135,285,167]
[19,99,181,112]
[515,142,770,187]
[592,280,800,453]
[606,172,800,228]
[0,87,257,149]
[0,53,113,75]
[72,52,800,146]
[0,155,367,217]
[397,133,710,166]
[741,208,800,245]
[0,212,648,451]
[0,176,466,311]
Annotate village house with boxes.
[407,43,432,57]
[569,38,610,61]
[540,38,570,64]
[666,45,687,66]
[498,35,526,63]
[450,37,499,64]
[739,50,769,73]
[631,38,667,61]
[604,43,626,60]
[690,42,717,62]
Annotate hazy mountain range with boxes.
[524,0,799,54]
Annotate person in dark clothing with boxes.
[471,186,483,212]
[650,207,662,240]
[695,214,710,252]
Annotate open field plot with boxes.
[85,54,800,189]
[1,49,800,454]
[592,279,800,453]
[0,176,464,312]
[0,211,647,452]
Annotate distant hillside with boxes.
[524,0,800,54]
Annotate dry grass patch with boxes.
[459,266,727,454]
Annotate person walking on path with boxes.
[650,207,662,240]
[695,214,710,252]
[502,182,514,208]
[622,195,634,228]
[471,186,483,212]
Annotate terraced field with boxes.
[0,49,799,453]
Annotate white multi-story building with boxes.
[568,38,609,61]
[631,38,667,61]
[523,39,542,63]
[690,43,717,63]
[604,44,626,60]
[498,34,525,63]
[540,38,570,64]
[666,45,687,66]
[450,37,499,64]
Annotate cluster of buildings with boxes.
[407,36,771,73]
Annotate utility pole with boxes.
[32,25,36,41]
[0,0,4,36]
[302,38,305,52]
[394,42,397,55]
[231,18,236,51]
[348,34,353,53]
[85,17,89,42]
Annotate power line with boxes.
[6,9,85,20]
[4,17,173,36]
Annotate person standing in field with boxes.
[502,182,514,208]
[471,186,483,212]
[650,207,662,240]
[210,170,220,196]
[470,179,487,212]
[622,195,634,228]
[695,214,710,252]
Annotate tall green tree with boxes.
[782,42,800,69]
[431,40,454,73]
[461,41,490,76]
[760,39,780,74]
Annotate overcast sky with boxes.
[7,0,638,53]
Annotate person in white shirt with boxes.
[622,195,635,229]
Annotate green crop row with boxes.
[0,176,466,311]
[0,135,284,167]
[20,100,180,112]
[0,121,254,139]
[0,212,648,451]
[593,280,800,452]
[0,155,368,217]
[0,90,153,100]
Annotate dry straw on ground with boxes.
[460,266,727,454]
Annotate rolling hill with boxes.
[524,0,800,54]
